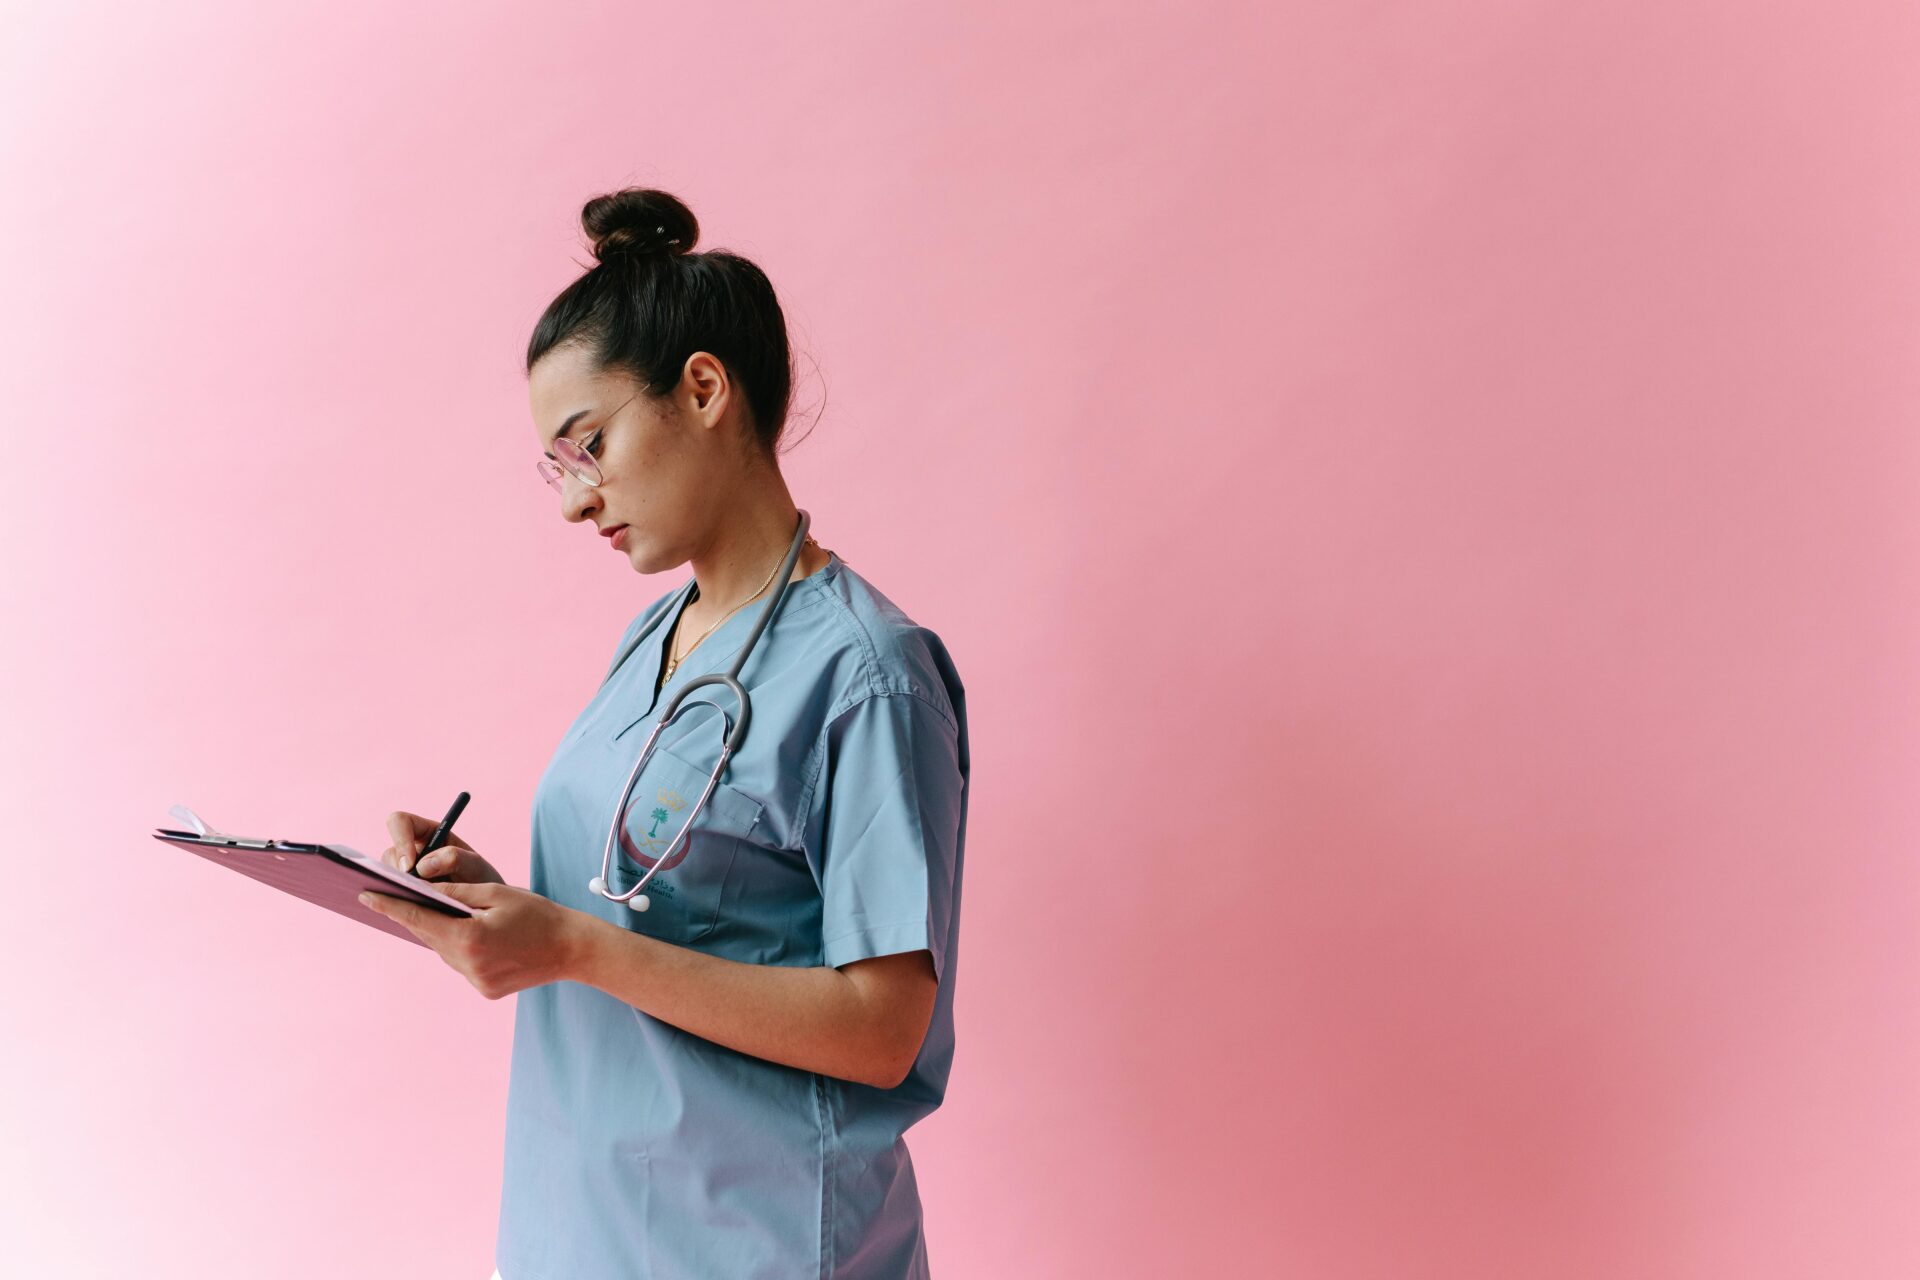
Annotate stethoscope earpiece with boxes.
[590,876,650,910]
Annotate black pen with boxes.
[413,791,470,880]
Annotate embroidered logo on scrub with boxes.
[620,786,692,875]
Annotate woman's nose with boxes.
[560,474,598,522]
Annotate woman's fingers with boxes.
[386,810,475,860]
[379,842,439,874]
[381,811,483,875]
[414,846,507,885]
[386,811,423,870]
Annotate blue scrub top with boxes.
[495,550,970,1280]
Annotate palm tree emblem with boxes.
[622,787,692,869]
[642,787,687,847]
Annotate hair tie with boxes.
[601,224,682,264]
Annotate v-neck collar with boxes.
[647,550,841,712]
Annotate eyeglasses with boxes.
[537,392,640,493]
[541,391,645,491]
[536,425,606,493]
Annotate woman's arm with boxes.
[566,914,939,1089]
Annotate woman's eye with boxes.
[585,430,604,456]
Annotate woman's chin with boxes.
[625,541,668,574]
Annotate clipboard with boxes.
[152,805,475,948]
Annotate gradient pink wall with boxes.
[6,2,1919,1276]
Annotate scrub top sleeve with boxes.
[810,690,963,984]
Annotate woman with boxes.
[361,187,970,1279]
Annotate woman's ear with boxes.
[681,351,731,422]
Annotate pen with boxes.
[414,791,470,880]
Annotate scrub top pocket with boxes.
[611,740,765,946]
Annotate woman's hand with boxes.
[359,881,591,999]
[382,809,506,885]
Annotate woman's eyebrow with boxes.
[543,409,595,459]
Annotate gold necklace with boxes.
[661,537,818,682]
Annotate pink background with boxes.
[6,2,1919,1276]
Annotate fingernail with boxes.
[358,893,373,906]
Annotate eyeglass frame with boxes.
[536,391,640,493]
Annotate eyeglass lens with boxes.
[537,435,603,492]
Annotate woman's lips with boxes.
[610,525,630,550]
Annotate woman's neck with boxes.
[678,491,831,640]
[690,465,822,590]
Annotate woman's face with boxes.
[529,342,739,573]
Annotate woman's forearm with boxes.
[562,910,904,1088]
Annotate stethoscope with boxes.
[588,509,810,913]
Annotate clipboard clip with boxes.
[168,803,229,840]
[165,804,286,849]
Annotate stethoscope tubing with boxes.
[590,509,811,912]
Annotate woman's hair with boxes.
[526,187,802,458]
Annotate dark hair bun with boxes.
[583,188,699,264]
